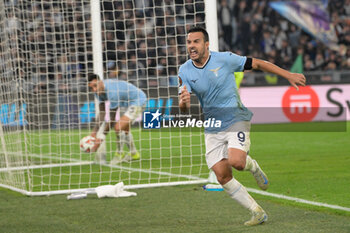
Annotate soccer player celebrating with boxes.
[178,27,305,226]
[87,74,147,164]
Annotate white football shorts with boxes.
[205,121,251,169]
[120,105,144,122]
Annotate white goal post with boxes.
[0,0,218,196]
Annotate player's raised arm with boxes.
[251,58,306,90]
[179,85,191,112]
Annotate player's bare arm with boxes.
[114,114,132,132]
[251,58,306,90]
[90,102,106,152]
[91,102,106,137]
[179,85,191,112]
[92,107,118,152]
[100,108,117,134]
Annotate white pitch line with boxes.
[0,161,94,172]
[246,187,350,212]
[6,153,202,180]
[103,163,203,180]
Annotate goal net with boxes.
[0,0,211,196]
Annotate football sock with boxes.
[222,178,258,211]
[244,155,257,172]
[125,132,137,154]
[116,131,126,154]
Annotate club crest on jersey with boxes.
[210,67,221,77]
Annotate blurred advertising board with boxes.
[240,84,350,124]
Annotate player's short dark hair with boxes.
[188,26,209,42]
[88,73,100,82]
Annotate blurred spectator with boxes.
[279,40,293,68]
[218,0,350,73]
[314,51,326,70]
[288,24,302,49]
[2,0,349,94]
[304,57,315,71]
[219,0,234,48]
[345,0,350,15]
[341,57,350,69]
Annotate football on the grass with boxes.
[80,136,95,153]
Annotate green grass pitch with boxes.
[0,121,349,232]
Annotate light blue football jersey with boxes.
[96,79,147,109]
[178,51,253,133]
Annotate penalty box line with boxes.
[246,187,350,212]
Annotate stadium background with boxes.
[2,0,349,128]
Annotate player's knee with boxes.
[228,157,246,171]
[228,149,247,171]
[213,169,233,184]
[114,123,121,132]
[233,163,245,171]
[211,159,233,184]
[216,174,232,185]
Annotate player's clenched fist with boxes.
[180,85,190,103]
[179,85,190,112]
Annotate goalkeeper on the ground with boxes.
[87,73,147,164]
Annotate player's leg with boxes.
[124,131,139,158]
[108,109,124,158]
[210,159,267,226]
[115,117,139,161]
[120,106,142,160]
[111,130,130,164]
[244,154,269,191]
[227,148,268,190]
[206,129,267,226]
[105,109,125,164]
[226,121,269,190]
[111,106,140,163]
[110,113,131,164]
[115,131,125,155]
[114,114,131,131]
